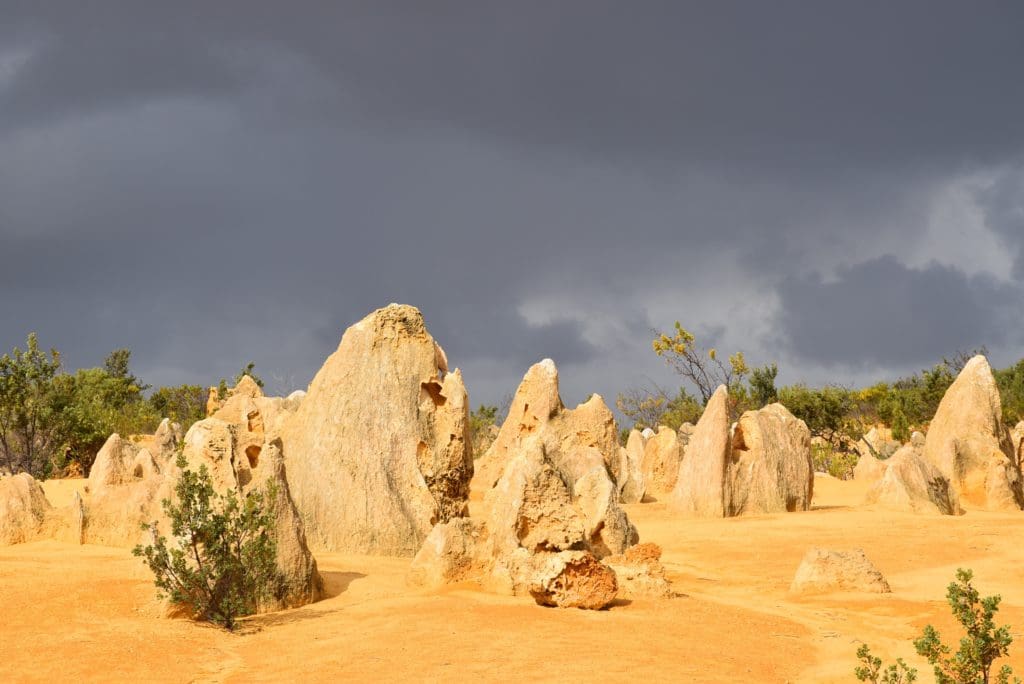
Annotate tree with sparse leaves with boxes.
[652,322,749,405]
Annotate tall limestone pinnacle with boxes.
[279,304,474,555]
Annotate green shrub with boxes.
[855,644,917,683]
[811,442,858,480]
[133,454,281,630]
[914,568,1019,684]
[856,569,1020,684]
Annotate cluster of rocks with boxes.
[409,359,667,609]
[855,356,1023,516]
[8,304,1018,616]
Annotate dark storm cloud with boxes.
[976,168,1024,280]
[2,2,1024,405]
[777,257,1024,368]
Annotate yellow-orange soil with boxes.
[2,474,1024,682]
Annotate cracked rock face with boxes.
[923,356,1023,511]
[472,359,621,496]
[280,304,473,555]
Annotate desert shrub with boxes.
[995,359,1024,426]
[811,442,858,479]
[0,334,65,477]
[468,404,500,457]
[914,568,1019,684]
[856,568,1019,684]
[855,644,917,683]
[616,386,703,432]
[148,384,206,431]
[133,454,281,630]
[779,383,863,449]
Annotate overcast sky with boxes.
[2,2,1024,408]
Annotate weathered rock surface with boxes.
[790,548,891,594]
[0,473,52,545]
[670,386,731,517]
[472,359,620,495]
[603,542,673,600]
[642,427,682,497]
[853,453,887,484]
[922,356,1022,511]
[180,420,323,611]
[619,430,647,504]
[728,403,814,515]
[865,446,962,515]
[280,304,473,555]
[410,439,640,609]
[528,551,618,610]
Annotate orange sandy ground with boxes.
[3,475,1024,682]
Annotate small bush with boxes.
[811,442,858,480]
[855,644,917,683]
[856,569,1020,684]
[133,454,281,630]
[914,568,1019,684]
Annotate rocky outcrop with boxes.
[670,386,731,517]
[528,551,618,610]
[280,304,473,555]
[865,446,962,515]
[472,359,620,495]
[728,403,814,515]
[619,430,647,503]
[0,473,52,545]
[669,390,817,518]
[790,548,891,594]
[603,543,673,600]
[180,419,323,610]
[409,439,639,609]
[853,453,887,484]
[922,356,1022,511]
[642,427,682,497]
[82,430,178,546]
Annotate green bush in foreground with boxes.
[133,454,280,630]
[856,569,1019,684]
[914,569,1019,684]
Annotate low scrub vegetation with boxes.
[855,568,1019,684]
[0,333,257,479]
[133,453,281,631]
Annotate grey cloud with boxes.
[2,3,1024,409]
[777,257,1023,369]
[976,167,1024,280]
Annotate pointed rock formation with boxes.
[670,386,731,517]
[409,439,639,609]
[642,426,682,497]
[472,359,621,495]
[728,403,814,515]
[922,356,1022,511]
[0,473,51,545]
[280,304,473,555]
[619,430,647,503]
[865,445,962,515]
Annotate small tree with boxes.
[652,322,749,405]
[855,644,918,683]
[133,454,281,630]
[0,333,65,477]
[914,568,1019,684]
